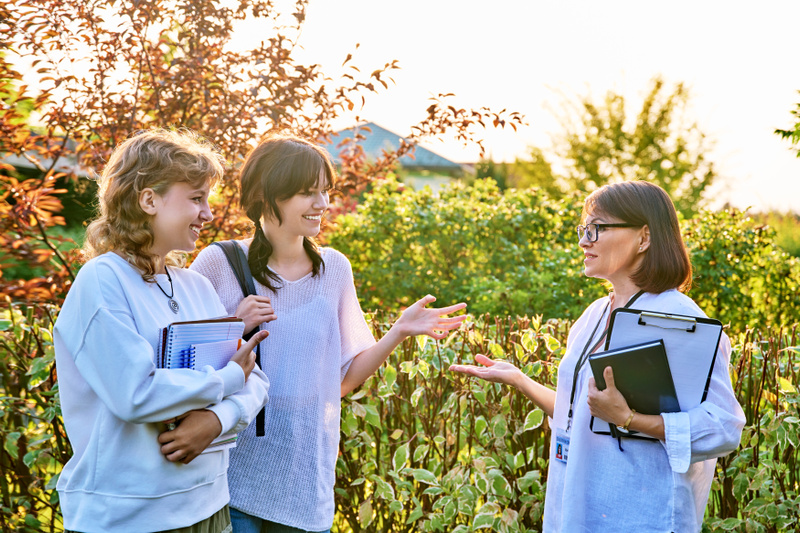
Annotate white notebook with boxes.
[157,317,244,369]
[182,339,241,371]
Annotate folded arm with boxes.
[64,308,246,424]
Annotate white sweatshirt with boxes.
[54,252,270,533]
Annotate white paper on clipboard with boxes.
[605,308,723,412]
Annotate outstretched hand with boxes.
[394,294,467,340]
[449,354,523,387]
[587,366,631,427]
[450,354,557,417]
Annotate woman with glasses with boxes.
[450,181,744,532]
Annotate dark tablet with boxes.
[589,339,680,415]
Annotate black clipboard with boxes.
[589,307,723,439]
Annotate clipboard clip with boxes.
[637,311,697,333]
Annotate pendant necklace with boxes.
[155,266,180,314]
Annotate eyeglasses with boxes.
[575,223,641,243]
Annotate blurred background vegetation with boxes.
[2,0,799,531]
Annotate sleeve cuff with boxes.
[217,361,245,397]
[206,400,241,436]
[662,411,691,473]
[340,357,355,383]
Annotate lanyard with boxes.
[566,290,644,431]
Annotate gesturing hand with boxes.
[587,366,632,427]
[235,295,277,334]
[158,409,222,464]
[395,294,467,340]
[449,354,523,387]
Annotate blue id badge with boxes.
[555,428,570,464]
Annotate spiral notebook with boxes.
[156,317,245,453]
[156,317,245,369]
[180,339,243,371]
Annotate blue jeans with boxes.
[229,508,330,533]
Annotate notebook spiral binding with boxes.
[179,347,197,369]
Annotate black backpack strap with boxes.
[211,241,266,437]
[212,242,256,312]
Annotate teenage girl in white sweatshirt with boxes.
[54,129,270,533]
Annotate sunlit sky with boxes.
[238,0,800,213]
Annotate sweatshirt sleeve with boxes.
[206,365,270,435]
[661,333,746,473]
[61,307,245,424]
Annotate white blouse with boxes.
[543,290,745,533]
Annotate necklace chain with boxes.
[155,266,174,298]
[155,266,180,313]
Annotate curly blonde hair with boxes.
[83,129,225,280]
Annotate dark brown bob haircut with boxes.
[239,132,336,290]
[582,180,692,293]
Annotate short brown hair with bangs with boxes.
[582,180,692,293]
[83,129,225,280]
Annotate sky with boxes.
[237,0,800,213]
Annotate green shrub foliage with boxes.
[3,302,799,531]
[3,183,800,530]
[0,302,66,532]
[328,178,601,321]
[685,209,800,330]
[329,178,800,332]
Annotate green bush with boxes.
[753,212,800,258]
[5,300,798,532]
[685,209,800,330]
[702,325,800,533]
[329,179,800,332]
[328,178,602,321]
[0,301,66,533]
[334,314,565,532]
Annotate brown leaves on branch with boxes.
[0,173,77,302]
[2,175,66,228]
[2,0,523,306]
[413,93,524,157]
